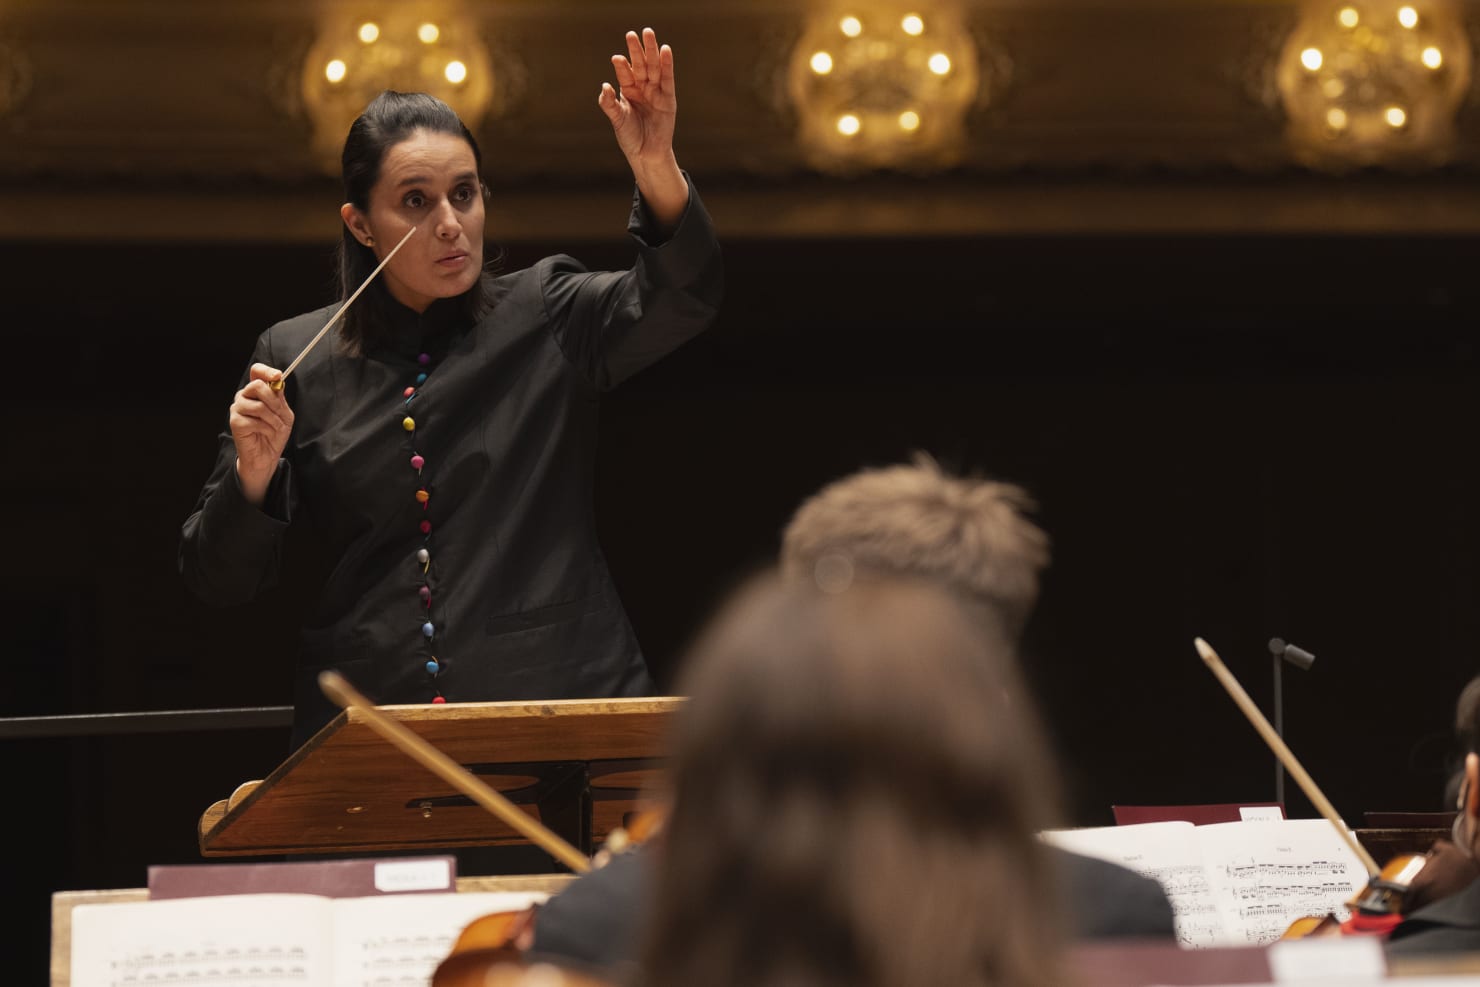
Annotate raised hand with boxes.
[598,27,689,230]
[599,28,676,166]
[230,363,294,507]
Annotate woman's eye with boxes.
[404,193,425,208]
[454,185,475,202]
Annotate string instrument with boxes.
[1193,638,1431,938]
[316,671,660,986]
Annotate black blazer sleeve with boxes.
[178,328,297,606]
[540,173,724,390]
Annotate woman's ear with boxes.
[340,203,373,247]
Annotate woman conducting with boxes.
[180,28,722,749]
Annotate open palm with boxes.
[599,28,677,167]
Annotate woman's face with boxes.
[342,129,485,313]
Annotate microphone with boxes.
[1268,637,1316,672]
[1267,637,1316,807]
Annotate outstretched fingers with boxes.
[626,30,648,84]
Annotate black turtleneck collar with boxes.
[362,291,476,363]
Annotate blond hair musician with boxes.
[643,573,1070,987]
[776,454,1177,942]
[179,29,722,750]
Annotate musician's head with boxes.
[644,571,1065,987]
[336,90,493,353]
[780,453,1050,643]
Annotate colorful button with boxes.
[411,454,425,471]
[402,416,416,431]
[416,489,430,504]
[404,386,415,398]
[432,695,446,704]
[422,621,435,638]
[416,373,428,385]
[416,548,430,564]
[419,586,432,601]
[425,659,439,675]
[418,353,431,366]
[419,520,432,534]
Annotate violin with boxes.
[316,671,664,986]
[1194,639,1439,939]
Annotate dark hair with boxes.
[336,90,492,355]
[643,572,1068,987]
[780,453,1050,643]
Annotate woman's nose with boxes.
[434,199,462,238]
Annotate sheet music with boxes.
[1196,819,1368,946]
[329,892,546,987]
[71,890,549,987]
[1041,818,1369,949]
[72,894,332,986]
[1041,821,1222,947]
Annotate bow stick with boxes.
[1194,637,1379,876]
[269,225,418,391]
[318,670,592,874]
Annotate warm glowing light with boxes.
[1301,47,1324,71]
[928,52,951,75]
[1326,107,1348,129]
[1338,7,1360,28]
[418,22,441,44]
[810,51,834,74]
[445,60,468,84]
[1422,46,1443,68]
[1385,105,1408,127]
[358,22,380,44]
[898,110,921,130]
[325,59,347,83]
[837,113,861,135]
[1398,6,1418,28]
[840,16,862,37]
[901,14,924,36]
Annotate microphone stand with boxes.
[1268,637,1316,808]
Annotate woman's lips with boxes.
[437,252,469,269]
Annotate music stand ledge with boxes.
[198,697,682,858]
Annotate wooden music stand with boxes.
[198,697,681,858]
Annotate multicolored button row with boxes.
[404,351,445,704]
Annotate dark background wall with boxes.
[5,223,1479,980]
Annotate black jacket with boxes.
[181,182,722,748]
[1386,876,1480,956]
[529,844,1177,980]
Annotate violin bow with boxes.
[318,670,592,874]
[269,225,418,392]
[1194,637,1380,877]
